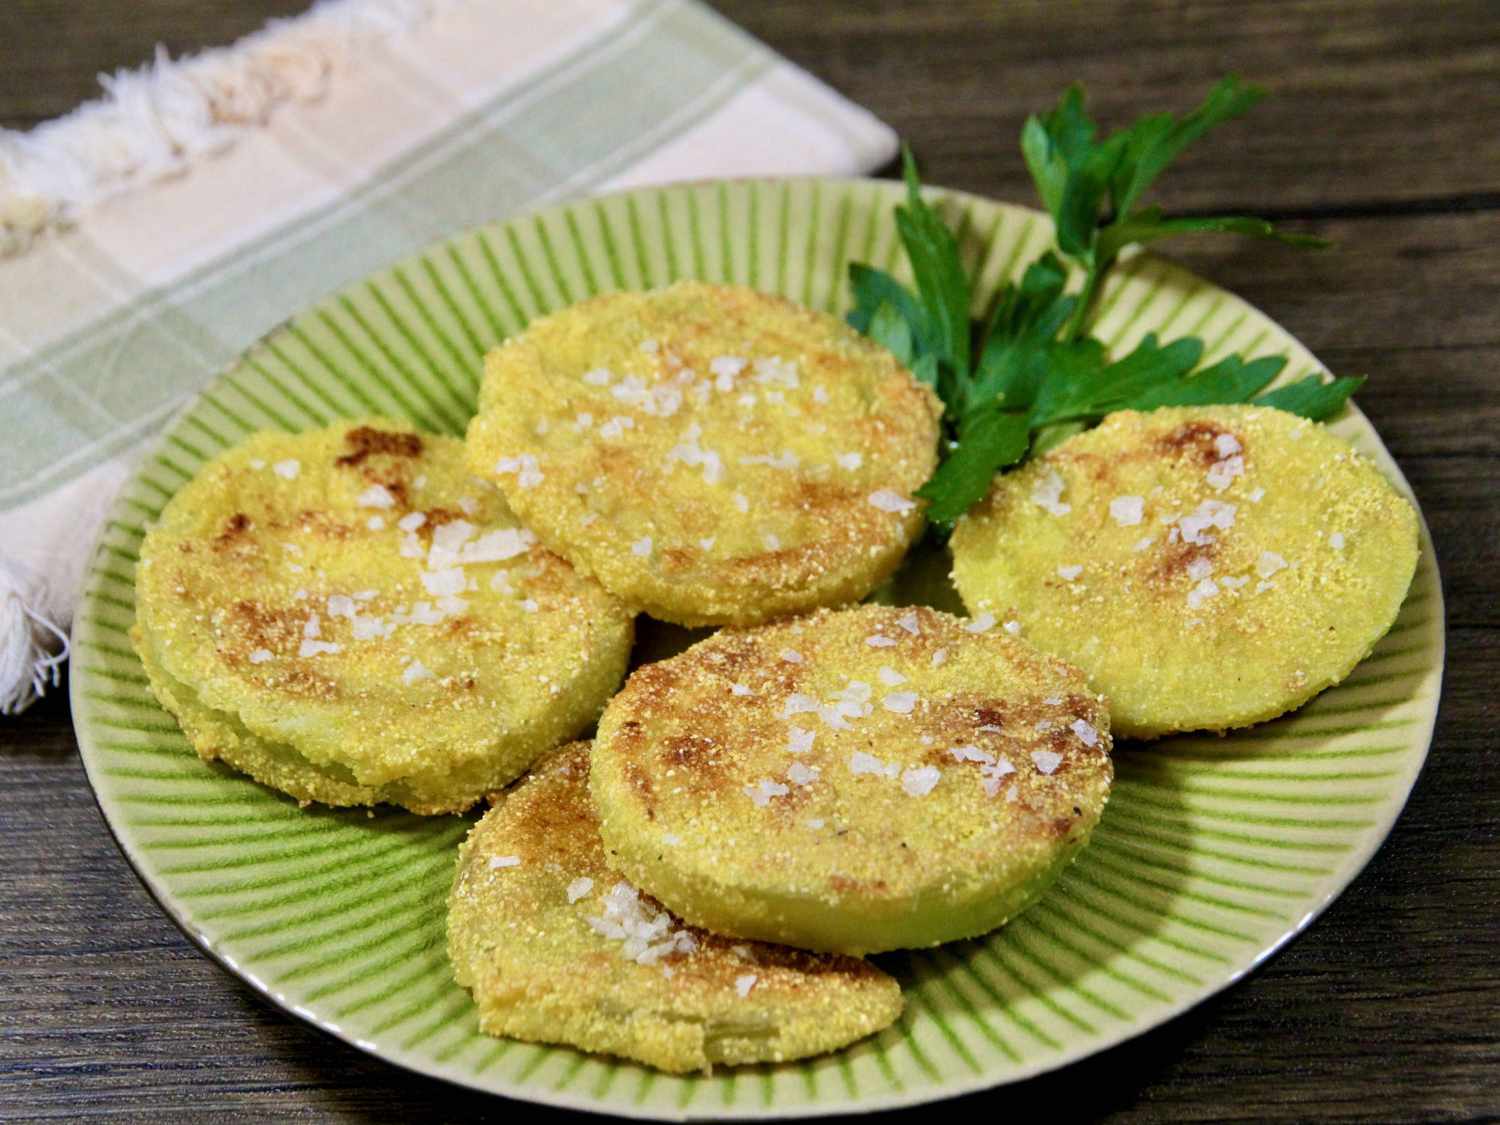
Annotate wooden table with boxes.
[2,1,1496,1120]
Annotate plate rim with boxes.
[69,174,1447,1118]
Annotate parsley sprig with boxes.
[847,77,1362,525]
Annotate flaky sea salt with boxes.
[1186,577,1220,609]
[980,758,1016,797]
[745,778,790,806]
[901,766,941,796]
[882,691,918,715]
[1031,468,1071,516]
[462,528,536,564]
[1031,750,1063,775]
[583,882,698,966]
[1109,495,1145,526]
[868,489,916,514]
[1071,718,1100,747]
[1206,454,1245,491]
[422,568,467,597]
[356,484,395,508]
[850,751,900,779]
[786,762,820,786]
[1256,550,1289,579]
[1178,499,1237,546]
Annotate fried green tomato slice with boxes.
[132,419,633,814]
[950,405,1421,739]
[447,743,903,1073]
[465,282,942,626]
[590,605,1113,955]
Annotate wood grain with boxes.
[2,1,1497,1121]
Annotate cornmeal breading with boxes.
[590,605,1113,955]
[447,743,903,1072]
[465,282,942,625]
[132,419,633,813]
[950,405,1420,738]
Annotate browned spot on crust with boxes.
[1151,539,1217,586]
[296,509,354,539]
[422,506,466,528]
[214,512,252,550]
[335,425,424,467]
[1048,816,1079,839]
[623,660,681,703]
[226,598,295,651]
[663,733,718,769]
[658,547,699,577]
[792,478,861,514]
[622,761,656,819]
[1158,420,1235,467]
[659,733,734,798]
[828,874,889,896]
[525,549,600,600]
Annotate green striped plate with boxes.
[72,179,1443,1118]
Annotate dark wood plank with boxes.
[0,0,311,130]
[1,1,1498,1121]
[712,0,1500,214]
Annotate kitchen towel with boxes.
[0,0,896,712]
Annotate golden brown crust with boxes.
[465,282,942,625]
[133,419,634,813]
[446,743,903,1072]
[950,405,1421,738]
[590,605,1113,954]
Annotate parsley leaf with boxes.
[917,406,1030,523]
[1022,76,1329,340]
[847,78,1355,527]
[1255,374,1365,419]
[894,149,971,378]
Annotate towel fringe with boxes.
[0,569,70,716]
[0,0,452,257]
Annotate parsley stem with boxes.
[1063,264,1104,343]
